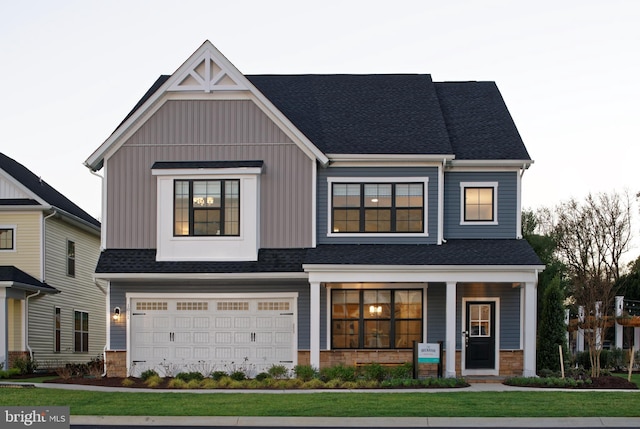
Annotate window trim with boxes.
[54,307,61,353]
[173,179,241,237]
[0,225,16,251]
[327,177,429,237]
[459,182,498,225]
[73,310,89,353]
[66,240,76,277]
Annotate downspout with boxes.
[516,164,527,239]
[25,290,41,361]
[89,169,105,250]
[98,280,109,377]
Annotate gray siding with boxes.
[109,280,320,350]
[317,167,439,244]
[106,100,313,249]
[426,283,521,350]
[443,171,518,239]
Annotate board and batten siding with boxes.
[108,280,322,351]
[443,171,519,239]
[106,100,313,249]
[317,167,439,244]
[0,212,41,279]
[27,217,104,364]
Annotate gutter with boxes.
[42,210,57,282]
[25,290,41,361]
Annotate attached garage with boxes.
[127,293,297,377]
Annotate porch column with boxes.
[309,281,321,369]
[615,296,624,349]
[445,281,457,378]
[523,281,537,377]
[0,289,7,370]
[576,306,585,352]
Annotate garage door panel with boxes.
[175,347,191,359]
[153,317,170,329]
[256,317,273,328]
[215,317,232,328]
[193,332,209,343]
[215,347,233,360]
[194,317,209,328]
[193,347,210,359]
[234,347,251,359]
[234,317,251,329]
[175,317,191,329]
[215,332,232,344]
[274,332,291,344]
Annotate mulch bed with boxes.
[39,375,638,390]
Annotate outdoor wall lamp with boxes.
[112,307,121,322]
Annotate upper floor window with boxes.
[331,182,424,234]
[67,240,76,277]
[174,179,240,236]
[460,182,498,225]
[54,307,61,353]
[331,289,422,349]
[0,227,14,250]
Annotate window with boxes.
[460,182,498,224]
[174,179,240,236]
[0,228,14,250]
[74,310,89,352]
[331,289,422,349]
[67,240,75,277]
[54,307,61,352]
[331,182,424,233]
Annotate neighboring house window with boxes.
[331,289,422,349]
[174,179,240,236]
[74,310,89,352]
[331,183,424,233]
[460,182,498,224]
[54,307,61,352]
[67,240,75,277]
[0,227,14,250]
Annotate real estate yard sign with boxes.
[418,343,440,364]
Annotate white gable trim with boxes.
[0,169,48,206]
[85,40,328,171]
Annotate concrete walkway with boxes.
[3,381,639,427]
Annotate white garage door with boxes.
[128,295,296,377]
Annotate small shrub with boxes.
[216,376,233,387]
[389,362,413,379]
[255,372,271,381]
[200,378,217,389]
[319,364,357,382]
[186,379,201,389]
[302,378,326,389]
[285,378,304,389]
[293,364,318,382]
[210,370,228,381]
[55,366,74,380]
[359,363,388,382]
[175,371,204,382]
[0,368,21,379]
[356,379,379,389]
[144,374,162,388]
[228,380,245,389]
[341,381,357,389]
[267,364,290,379]
[229,370,246,381]
[12,356,38,375]
[140,369,159,381]
[121,378,135,387]
[168,378,187,389]
[324,379,343,389]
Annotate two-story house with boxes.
[0,152,103,370]
[85,41,543,379]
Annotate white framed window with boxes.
[460,182,498,225]
[327,177,429,237]
[67,240,76,277]
[74,310,89,353]
[54,307,61,353]
[0,225,16,251]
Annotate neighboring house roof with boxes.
[95,240,543,275]
[0,266,58,293]
[95,248,308,274]
[0,152,100,230]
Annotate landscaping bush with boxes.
[0,368,21,378]
[175,371,204,382]
[359,363,388,382]
[210,370,228,381]
[12,356,38,375]
[140,369,159,381]
[293,364,318,381]
[267,364,290,379]
[255,372,271,381]
[302,378,326,389]
[229,370,246,381]
[319,364,357,382]
[144,374,162,388]
[389,362,413,379]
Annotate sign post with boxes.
[414,342,442,379]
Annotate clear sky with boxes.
[1,0,638,256]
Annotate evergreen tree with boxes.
[537,275,568,373]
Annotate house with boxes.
[0,152,103,370]
[84,41,544,379]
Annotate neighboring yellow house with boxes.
[0,152,103,370]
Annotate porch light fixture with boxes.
[112,307,121,322]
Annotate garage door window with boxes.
[136,302,168,311]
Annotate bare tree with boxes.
[552,190,633,377]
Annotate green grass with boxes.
[0,389,639,417]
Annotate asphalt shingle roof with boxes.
[0,266,58,292]
[0,152,100,228]
[95,240,542,274]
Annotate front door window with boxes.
[465,302,496,369]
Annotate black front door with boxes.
[465,301,496,369]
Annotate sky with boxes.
[1,0,639,256]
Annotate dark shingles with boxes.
[0,266,58,292]
[247,74,453,155]
[96,248,308,274]
[0,153,100,228]
[434,82,531,160]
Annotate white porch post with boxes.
[445,281,457,378]
[0,289,8,370]
[615,296,624,349]
[309,281,321,369]
[523,281,537,377]
[577,306,585,352]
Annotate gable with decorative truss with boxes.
[168,49,248,93]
